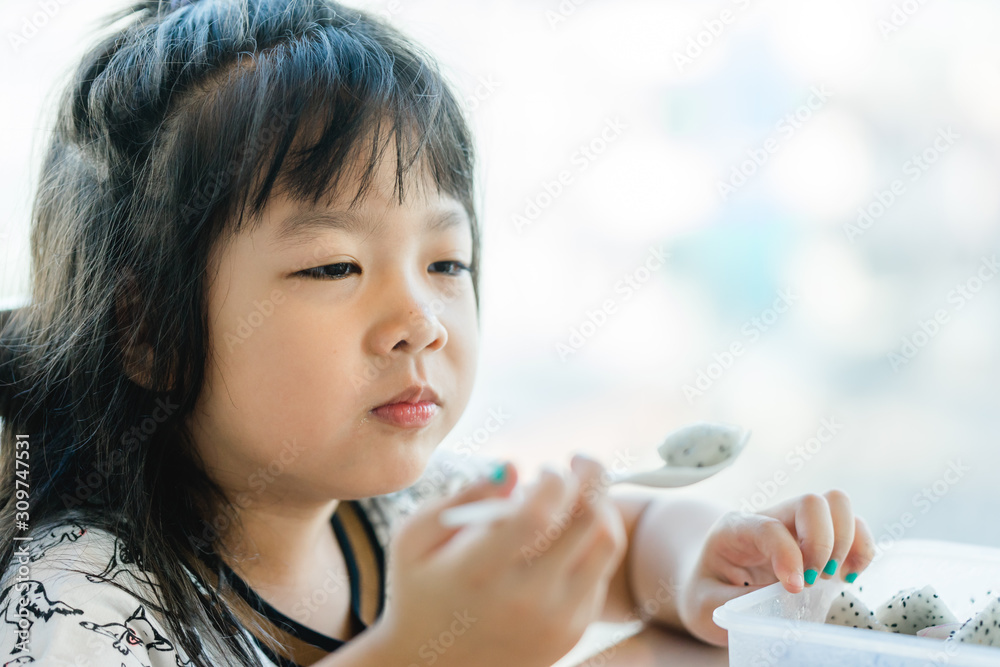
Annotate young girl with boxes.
[0,1,875,665]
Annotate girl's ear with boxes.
[115,271,173,391]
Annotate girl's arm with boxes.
[309,623,408,667]
[603,489,875,646]
[601,492,725,629]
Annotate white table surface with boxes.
[555,621,730,667]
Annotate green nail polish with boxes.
[489,462,507,484]
[804,569,818,585]
[823,559,838,576]
[845,572,858,584]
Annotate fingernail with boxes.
[488,461,507,484]
[823,559,838,576]
[789,572,804,589]
[804,569,818,586]
[845,572,858,584]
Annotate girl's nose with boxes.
[369,279,448,356]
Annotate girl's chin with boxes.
[351,450,436,497]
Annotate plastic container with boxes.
[713,539,1000,667]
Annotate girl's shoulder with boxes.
[355,447,489,549]
[1,519,160,603]
[0,519,237,666]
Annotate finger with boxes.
[840,516,876,583]
[751,515,806,593]
[819,489,854,581]
[792,494,835,587]
[570,453,610,500]
[400,460,518,558]
[523,457,605,575]
[563,507,626,607]
[525,494,599,575]
[453,464,575,567]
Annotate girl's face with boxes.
[187,150,478,505]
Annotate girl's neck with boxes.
[223,498,342,591]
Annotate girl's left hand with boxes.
[678,490,876,646]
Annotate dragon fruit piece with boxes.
[875,585,958,635]
[947,595,1000,647]
[660,423,748,468]
[917,623,964,640]
[826,590,885,630]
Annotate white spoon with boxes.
[439,422,750,528]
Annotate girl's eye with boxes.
[296,260,470,280]
[431,260,471,276]
[298,262,359,280]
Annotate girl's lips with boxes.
[370,401,439,428]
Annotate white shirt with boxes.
[0,448,486,666]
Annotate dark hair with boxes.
[0,0,479,664]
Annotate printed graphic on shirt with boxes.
[1,525,196,667]
[25,525,87,562]
[84,535,161,597]
[0,579,83,652]
[0,453,483,667]
[81,605,192,667]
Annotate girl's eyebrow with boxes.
[272,207,469,248]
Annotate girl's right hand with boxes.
[370,457,628,667]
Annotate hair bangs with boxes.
[157,19,472,244]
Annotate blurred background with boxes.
[1,0,997,599]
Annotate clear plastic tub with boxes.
[713,539,1000,667]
